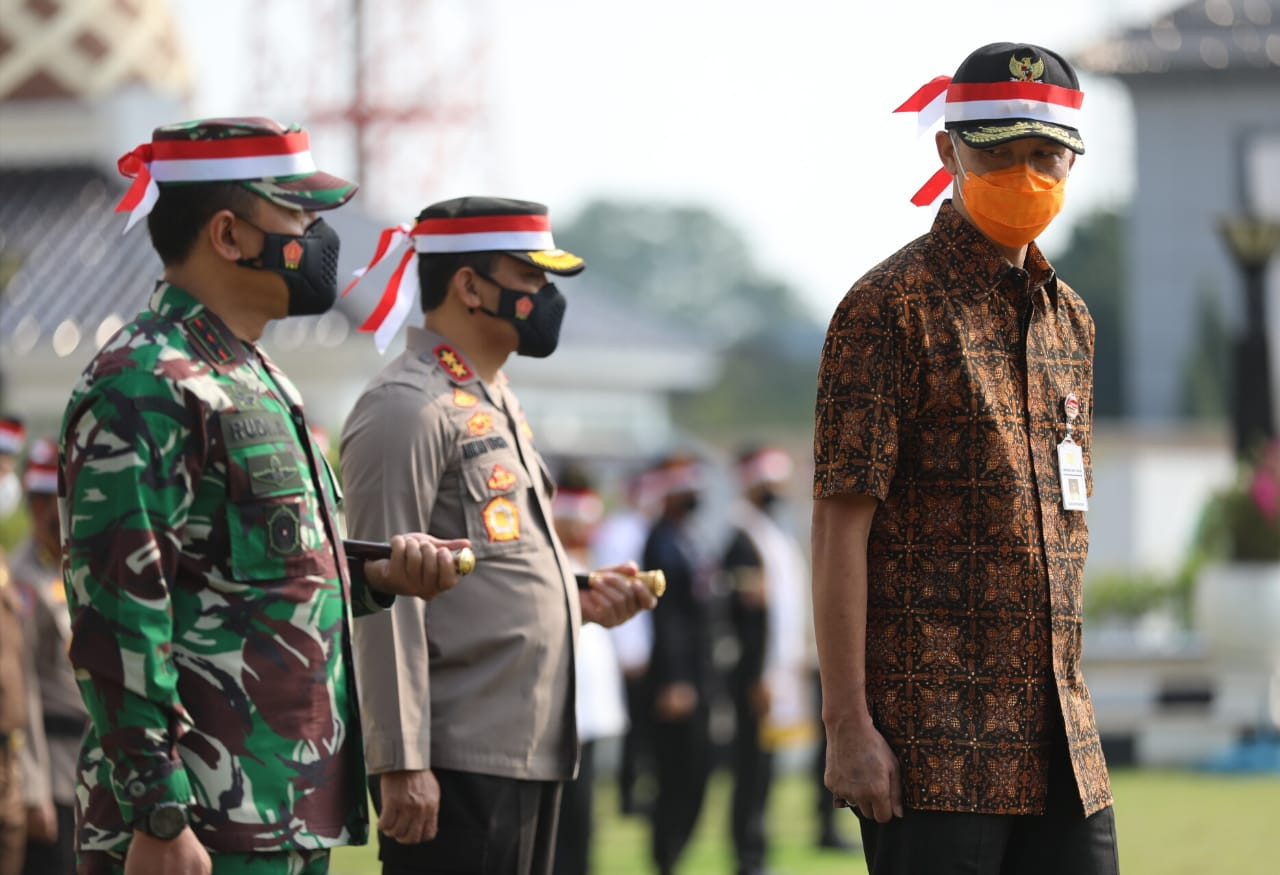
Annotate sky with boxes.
[172,0,1180,321]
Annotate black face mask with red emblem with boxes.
[238,217,341,317]
[474,274,567,359]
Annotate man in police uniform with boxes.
[60,117,468,875]
[341,196,657,875]
[10,437,85,874]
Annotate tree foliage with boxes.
[556,200,814,345]
[1048,208,1128,419]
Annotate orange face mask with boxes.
[955,154,1066,249]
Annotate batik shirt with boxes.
[814,201,1112,816]
[59,283,388,853]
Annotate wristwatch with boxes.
[136,802,189,840]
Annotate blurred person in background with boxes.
[592,464,659,817]
[642,453,712,875]
[0,417,26,538]
[1,544,38,875]
[722,445,815,875]
[10,437,86,875]
[341,196,656,875]
[551,463,628,875]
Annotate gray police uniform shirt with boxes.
[343,327,580,781]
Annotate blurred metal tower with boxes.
[249,0,494,222]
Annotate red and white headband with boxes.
[114,131,316,232]
[343,213,557,353]
[0,420,24,455]
[739,448,793,489]
[552,488,605,525]
[894,75,1084,206]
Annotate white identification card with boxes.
[1057,439,1089,511]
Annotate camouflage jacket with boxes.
[59,283,388,854]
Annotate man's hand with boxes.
[826,718,903,824]
[126,827,211,875]
[654,681,698,722]
[579,562,657,627]
[26,801,57,843]
[378,769,440,845]
[364,534,471,601]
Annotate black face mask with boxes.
[237,217,341,316]
[474,272,567,358]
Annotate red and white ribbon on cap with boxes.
[552,488,605,525]
[739,448,794,489]
[343,213,558,353]
[894,76,1084,206]
[0,420,25,455]
[115,130,316,232]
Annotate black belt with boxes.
[44,712,89,739]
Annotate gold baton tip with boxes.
[453,547,476,576]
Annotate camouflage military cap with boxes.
[117,117,357,222]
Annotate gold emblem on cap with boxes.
[1009,54,1045,82]
[527,249,582,271]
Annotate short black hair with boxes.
[418,251,498,312]
[146,182,260,266]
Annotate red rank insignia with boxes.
[434,344,474,381]
[452,388,479,408]
[467,412,494,436]
[482,496,520,542]
[488,464,518,492]
[282,239,304,270]
[515,295,534,320]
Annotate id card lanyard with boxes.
[1057,393,1088,512]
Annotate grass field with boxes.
[330,767,1280,874]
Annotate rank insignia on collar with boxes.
[184,314,238,366]
[452,388,479,408]
[520,419,535,442]
[488,464,518,492]
[482,496,520,542]
[467,412,494,437]
[434,343,475,382]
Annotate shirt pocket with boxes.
[459,454,538,559]
[224,445,331,582]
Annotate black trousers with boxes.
[856,740,1120,875]
[551,742,596,875]
[22,801,76,875]
[374,769,563,875]
[650,706,711,875]
[618,673,654,815]
[730,695,773,875]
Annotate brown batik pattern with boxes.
[814,202,1112,816]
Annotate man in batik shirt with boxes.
[60,117,468,875]
[812,44,1119,874]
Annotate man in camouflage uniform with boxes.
[59,117,469,875]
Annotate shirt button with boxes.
[128,780,147,798]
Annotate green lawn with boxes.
[331,768,1280,874]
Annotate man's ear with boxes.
[935,130,960,176]
[207,209,248,262]
[452,266,483,309]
